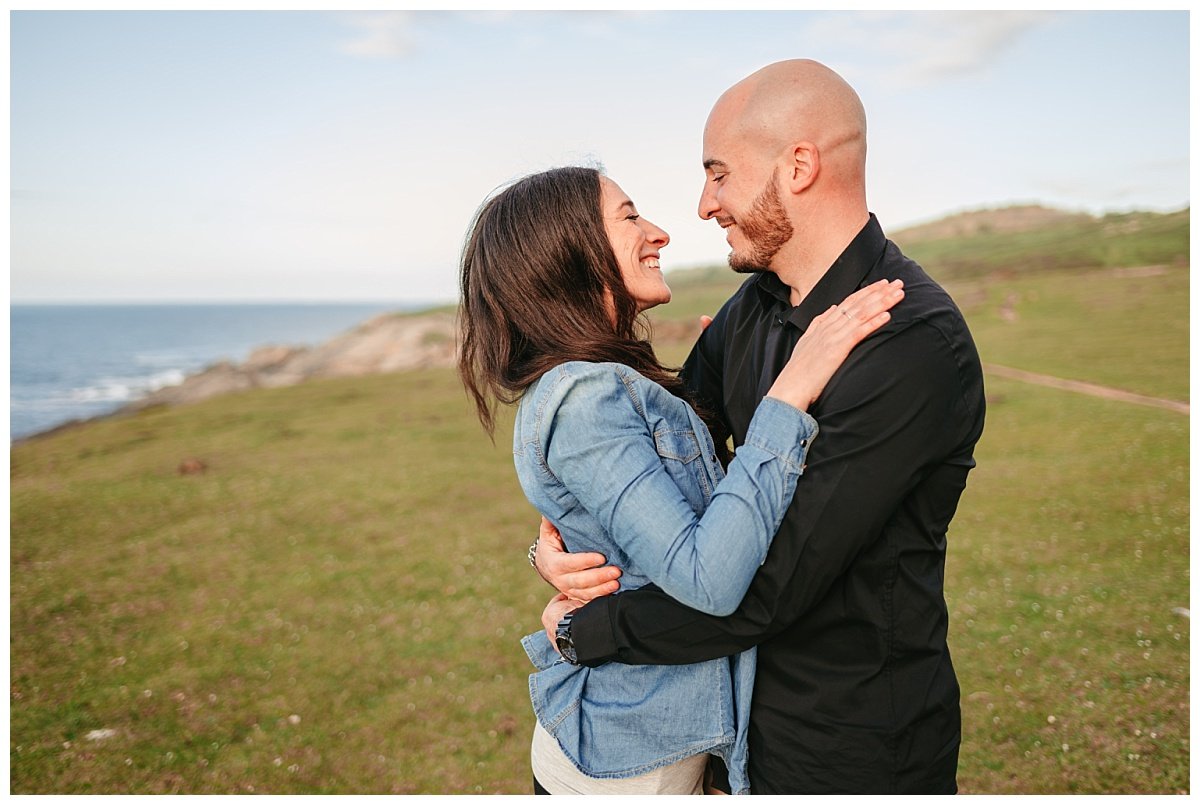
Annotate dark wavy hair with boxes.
[457,166,728,461]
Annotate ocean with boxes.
[10,303,438,440]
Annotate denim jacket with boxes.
[515,361,817,793]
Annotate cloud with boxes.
[336,12,421,60]
[905,11,1055,82]
[1137,156,1189,173]
[1033,174,1184,206]
[809,11,1057,87]
[464,10,659,53]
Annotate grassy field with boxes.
[10,212,1189,793]
[894,207,1190,280]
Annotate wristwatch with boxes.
[555,611,580,665]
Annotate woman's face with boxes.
[600,177,671,313]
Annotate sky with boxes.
[9,10,1191,303]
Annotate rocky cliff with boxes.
[123,310,457,412]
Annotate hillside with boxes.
[11,243,1190,790]
[891,204,1094,242]
[660,205,1190,298]
[890,205,1189,280]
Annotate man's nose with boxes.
[698,182,719,220]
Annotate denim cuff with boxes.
[742,396,818,473]
[522,629,561,671]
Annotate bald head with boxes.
[706,59,866,186]
[698,60,871,292]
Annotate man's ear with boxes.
[786,142,819,194]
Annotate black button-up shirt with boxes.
[570,215,986,793]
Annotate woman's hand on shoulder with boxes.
[767,279,904,411]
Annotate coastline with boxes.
[12,307,458,444]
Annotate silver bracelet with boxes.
[527,538,539,568]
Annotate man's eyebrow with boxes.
[703,159,728,171]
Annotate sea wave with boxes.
[66,369,187,403]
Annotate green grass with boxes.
[11,213,1190,792]
[945,265,1188,402]
[12,372,542,793]
[895,208,1190,280]
[949,378,1188,793]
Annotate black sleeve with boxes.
[571,321,970,666]
[679,298,731,455]
[681,300,727,396]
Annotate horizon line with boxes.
[9,298,457,307]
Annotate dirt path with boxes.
[984,363,1190,415]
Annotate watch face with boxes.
[555,634,578,664]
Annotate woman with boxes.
[457,166,902,794]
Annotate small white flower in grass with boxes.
[85,729,118,741]
[1047,715,1057,724]
[288,714,301,725]
[288,764,299,773]
[1062,743,1069,752]
[274,757,283,767]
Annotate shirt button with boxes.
[800,439,808,447]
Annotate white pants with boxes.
[530,719,707,795]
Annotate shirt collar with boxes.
[754,214,887,330]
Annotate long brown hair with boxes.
[457,166,728,461]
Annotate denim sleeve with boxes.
[540,365,817,617]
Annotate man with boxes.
[535,59,985,794]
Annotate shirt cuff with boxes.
[743,396,819,472]
[570,596,620,667]
[521,629,562,671]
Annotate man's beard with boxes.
[728,170,794,274]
